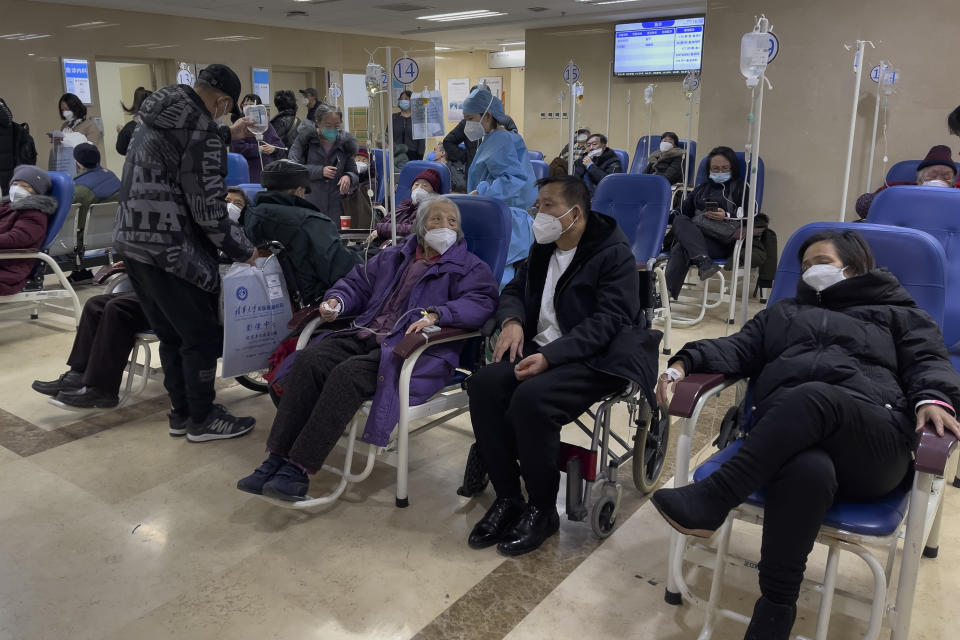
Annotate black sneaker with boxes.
[697,258,722,281]
[32,370,84,396]
[67,268,95,284]
[50,386,119,410]
[237,454,286,495]
[185,404,255,442]
[168,410,191,437]
[262,462,309,502]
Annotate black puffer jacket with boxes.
[672,269,960,445]
[270,110,300,151]
[644,147,686,184]
[113,84,255,293]
[497,211,662,397]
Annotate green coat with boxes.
[243,191,362,305]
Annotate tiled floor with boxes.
[1,282,958,640]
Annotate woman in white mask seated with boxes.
[643,130,686,185]
[652,229,960,639]
[238,196,499,502]
[367,168,442,245]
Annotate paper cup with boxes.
[340,216,351,229]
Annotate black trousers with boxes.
[123,260,222,422]
[664,215,734,299]
[467,349,624,510]
[266,333,381,472]
[66,292,148,394]
[708,382,912,605]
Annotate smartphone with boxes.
[704,200,719,212]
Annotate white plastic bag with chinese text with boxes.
[221,256,293,378]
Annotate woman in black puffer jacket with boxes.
[652,229,960,640]
[0,98,16,196]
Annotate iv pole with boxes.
[864,60,887,192]
[839,39,874,221]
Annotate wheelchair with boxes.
[456,271,670,540]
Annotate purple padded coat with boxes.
[274,233,498,446]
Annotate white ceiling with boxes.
[31,0,705,51]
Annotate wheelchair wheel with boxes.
[235,370,270,394]
[633,403,671,494]
[590,495,618,538]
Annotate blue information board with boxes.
[63,58,92,104]
[252,68,270,104]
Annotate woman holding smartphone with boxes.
[664,146,749,300]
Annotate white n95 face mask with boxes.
[356,161,369,173]
[802,264,847,292]
[532,206,576,244]
[660,141,674,152]
[587,148,602,158]
[424,227,457,254]
[62,110,74,121]
[411,187,428,204]
[8,185,30,204]
[464,120,485,142]
[227,202,242,222]
[923,179,950,188]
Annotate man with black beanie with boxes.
[243,159,362,306]
[114,63,259,442]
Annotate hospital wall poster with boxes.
[447,78,470,122]
[252,68,270,105]
[478,76,503,101]
[63,58,93,104]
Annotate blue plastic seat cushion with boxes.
[692,439,910,536]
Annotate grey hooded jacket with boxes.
[113,84,255,293]
[288,125,359,219]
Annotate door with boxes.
[95,61,155,172]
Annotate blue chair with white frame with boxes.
[664,221,957,640]
[0,171,81,325]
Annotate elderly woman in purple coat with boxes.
[238,195,500,501]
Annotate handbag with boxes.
[693,211,742,243]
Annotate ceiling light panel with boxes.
[417,10,506,22]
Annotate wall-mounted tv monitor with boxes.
[614,17,704,77]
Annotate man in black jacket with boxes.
[466,175,661,556]
[114,63,259,442]
[574,133,623,194]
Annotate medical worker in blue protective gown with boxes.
[462,87,536,286]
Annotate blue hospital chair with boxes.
[664,222,956,640]
[0,171,81,325]
[394,160,451,203]
[592,173,673,354]
[530,159,549,181]
[885,160,960,185]
[226,152,250,187]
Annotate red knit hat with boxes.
[413,168,442,193]
[918,145,955,173]
[356,147,369,159]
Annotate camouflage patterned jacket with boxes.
[113,84,254,293]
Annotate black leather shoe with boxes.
[744,596,796,640]
[496,505,560,556]
[32,370,84,396]
[651,477,732,538]
[51,386,119,410]
[468,497,525,549]
[697,258,722,281]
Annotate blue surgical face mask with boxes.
[398,99,411,111]
[321,128,338,142]
[710,172,731,184]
